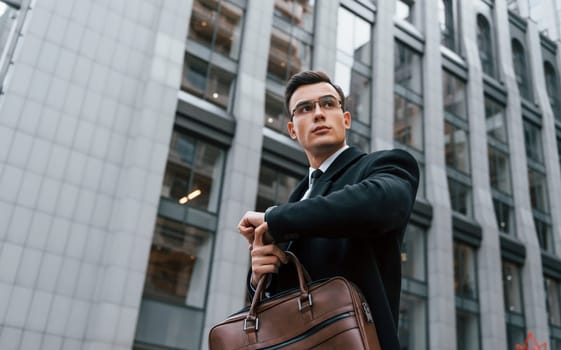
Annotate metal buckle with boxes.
[243,317,259,332]
[297,293,313,311]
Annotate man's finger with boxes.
[254,227,264,246]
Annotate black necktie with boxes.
[310,169,323,190]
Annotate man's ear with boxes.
[287,121,297,139]
[343,111,351,129]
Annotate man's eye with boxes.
[299,104,312,113]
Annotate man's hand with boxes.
[238,211,273,247]
[249,223,288,287]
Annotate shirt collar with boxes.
[308,145,349,183]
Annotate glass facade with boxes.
[454,241,480,350]
[439,0,457,51]
[546,277,561,346]
[544,61,561,122]
[136,132,226,349]
[512,39,533,101]
[503,261,526,349]
[256,163,301,211]
[485,97,514,234]
[400,224,428,350]
[477,12,496,77]
[335,4,373,152]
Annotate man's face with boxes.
[287,82,351,156]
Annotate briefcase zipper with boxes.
[259,312,352,350]
[361,301,374,323]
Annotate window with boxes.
[454,241,481,350]
[523,119,553,252]
[439,0,457,52]
[0,1,28,92]
[395,0,415,24]
[162,131,225,213]
[512,39,533,101]
[335,5,373,152]
[267,0,314,83]
[545,277,561,347]
[188,0,245,60]
[399,224,428,350]
[256,163,300,212]
[136,132,226,350]
[477,13,495,77]
[544,61,561,122]
[445,121,470,174]
[394,41,424,152]
[503,261,526,349]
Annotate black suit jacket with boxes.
[262,146,419,349]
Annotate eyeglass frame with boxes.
[290,94,343,119]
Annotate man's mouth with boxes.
[312,125,330,133]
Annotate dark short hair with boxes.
[284,70,346,119]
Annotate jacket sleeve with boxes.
[266,149,419,242]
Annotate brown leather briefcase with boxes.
[208,251,381,349]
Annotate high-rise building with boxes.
[0,0,560,349]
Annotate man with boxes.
[238,71,419,349]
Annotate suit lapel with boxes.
[309,147,365,198]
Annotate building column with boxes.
[458,1,508,349]
[423,1,457,349]
[494,1,550,343]
[202,0,275,348]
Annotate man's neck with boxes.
[306,144,348,169]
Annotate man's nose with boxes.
[312,102,325,120]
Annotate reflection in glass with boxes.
[485,97,507,143]
[477,14,495,77]
[454,241,478,300]
[523,121,544,164]
[274,0,315,32]
[545,277,561,327]
[544,61,561,121]
[394,42,423,153]
[493,198,514,234]
[456,310,480,350]
[336,62,371,125]
[181,54,236,110]
[256,164,300,212]
[512,39,532,101]
[162,132,225,213]
[188,0,245,60]
[528,169,549,214]
[264,92,291,136]
[448,178,472,217]
[488,146,511,194]
[439,0,455,51]
[144,217,213,309]
[401,224,426,282]
[399,293,427,350]
[442,71,467,120]
[535,218,553,253]
[503,262,523,314]
[445,121,470,174]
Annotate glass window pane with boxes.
[503,261,524,314]
[402,224,426,282]
[535,218,554,253]
[439,0,456,51]
[162,132,225,213]
[339,66,370,125]
[523,121,544,163]
[144,217,214,309]
[394,94,424,151]
[506,324,527,350]
[477,14,495,77]
[347,129,370,152]
[512,39,532,101]
[399,293,427,350]
[528,168,549,213]
[488,146,512,194]
[188,0,245,60]
[274,0,315,32]
[454,242,478,300]
[445,121,470,174]
[395,42,423,96]
[448,177,472,216]
[336,7,372,65]
[267,27,312,83]
[485,97,507,143]
[256,164,301,212]
[264,92,290,136]
[493,198,514,235]
[443,71,467,120]
[456,310,480,350]
[545,277,561,326]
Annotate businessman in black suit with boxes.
[238,70,419,349]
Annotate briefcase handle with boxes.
[244,251,312,332]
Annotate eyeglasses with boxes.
[291,95,342,119]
